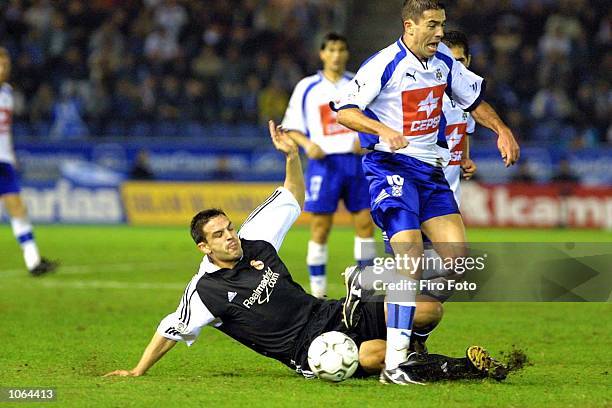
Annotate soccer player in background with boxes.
[104,121,506,383]
[440,30,478,199]
[333,0,519,384]
[281,33,376,298]
[0,47,57,276]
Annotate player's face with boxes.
[405,9,446,59]
[0,53,10,84]
[199,215,243,264]
[449,45,471,68]
[320,40,349,74]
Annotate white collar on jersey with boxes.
[198,253,244,274]
[198,256,221,274]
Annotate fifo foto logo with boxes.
[401,85,445,136]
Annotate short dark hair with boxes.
[402,0,445,22]
[320,32,349,50]
[442,30,470,57]
[190,208,227,244]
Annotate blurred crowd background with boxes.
[0,0,609,147]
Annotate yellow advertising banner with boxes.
[121,182,353,226]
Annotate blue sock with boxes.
[308,265,326,276]
[385,303,416,368]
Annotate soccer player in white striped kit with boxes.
[334,1,519,384]
[0,47,57,276]
[282,33,376,298]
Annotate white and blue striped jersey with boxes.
[282,71,359,155]
[0,83,15,164]
[333,39,484,167]
[442,94,475,207]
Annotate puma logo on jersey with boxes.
[405,71,417,81]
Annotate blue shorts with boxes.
[304,153,370,214]
[0,162,21,195]
[362,151,458,239]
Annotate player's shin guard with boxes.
[10,217,41,270]
[354,236,376,267]
[385,300,416,369]
[307,241,328,298]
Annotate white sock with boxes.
[385,327,412,369]
[354,236,376,265]
[307,240,327,297]
[11,217,41,270]
[309,275,327,299]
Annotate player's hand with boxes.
[305,142,326,160]
[461,158,477,180]
[379,127,408,151]
[103,369,143,377]
[496,127,520,167]
[268,120,298,157]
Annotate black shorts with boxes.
[292,295,386,378]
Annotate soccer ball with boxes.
[307,331,359,382]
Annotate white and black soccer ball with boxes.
[307,331,359,382]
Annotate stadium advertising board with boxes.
[122,182,282,225]
[14,142,612,185]
[7,181,610,228]
[461,183,612,229]
[14,180,124,224]
[120,182,353,226]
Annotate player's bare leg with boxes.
[2,193,56,275]
[352,208,376,268]
[421,213,468,260]
[308,213,333,298]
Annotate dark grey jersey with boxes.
[157,187,315,368]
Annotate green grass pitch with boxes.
[0,225,610,407]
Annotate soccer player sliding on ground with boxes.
[104,121,507,383]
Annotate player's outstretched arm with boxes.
[470,101,520,167]
[103,333,177,377]
[286,130,326,160]
[268,120,305,208]
[337,108,407,151]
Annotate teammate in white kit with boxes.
[413,31,480,313]
[0,47,57,276]
[441,30,478,204]
[333,1,519,384]
[282,33,376,298]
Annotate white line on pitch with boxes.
[35,280,185,290]
[0,261,194,279]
